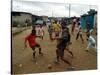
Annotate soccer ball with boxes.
[19,64,22,67]
[47,64,52,69]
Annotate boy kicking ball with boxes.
[55,27,74,70]
[24,29,43,62]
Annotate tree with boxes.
[88,9,97,15]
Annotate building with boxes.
[12,11,33,27]
[80,9,97,31]
[12,11,42,27]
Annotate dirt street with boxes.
[12,26,97,74]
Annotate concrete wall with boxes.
[12,13,32,25]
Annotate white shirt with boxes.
[73,19,76,22]
[88,35,96,45]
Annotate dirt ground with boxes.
[12,25,97,74]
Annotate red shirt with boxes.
[25,34,37,47]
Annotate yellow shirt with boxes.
[52,23,61,32]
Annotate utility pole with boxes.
[69,3,71,18]
[52,10,53,17]
[89,5,91,10]
[64,3,67,17]
[69,4,71,24]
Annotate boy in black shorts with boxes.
[55,27,73,66]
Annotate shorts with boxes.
[57,42,66,51]
[57,37,70,50]
[31,44,40,50]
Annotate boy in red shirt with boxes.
[25,28,43,61]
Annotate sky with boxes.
[12,0,98,17]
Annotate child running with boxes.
[24,28,43,62]
[76,20,84,43]
[55,26,74,67]
[39,25,44,40]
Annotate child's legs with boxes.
[66,45,73,57]
[31,46,36,58]
[56,45,71,66]
[41,33,44,39]
[80,33,84,42]
[60,49,64,59]
[41,36,43,40]
[60,57,71,66]
[35,44,42,54]
[60,49,71,66]
[76,32,79,40]
[56,42,65,61]
[58,44,65,58]
[60,45,72,66]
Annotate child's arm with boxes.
[25,41,27,48]
[36,35,41,38]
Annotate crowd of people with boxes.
[24,17,97,69]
